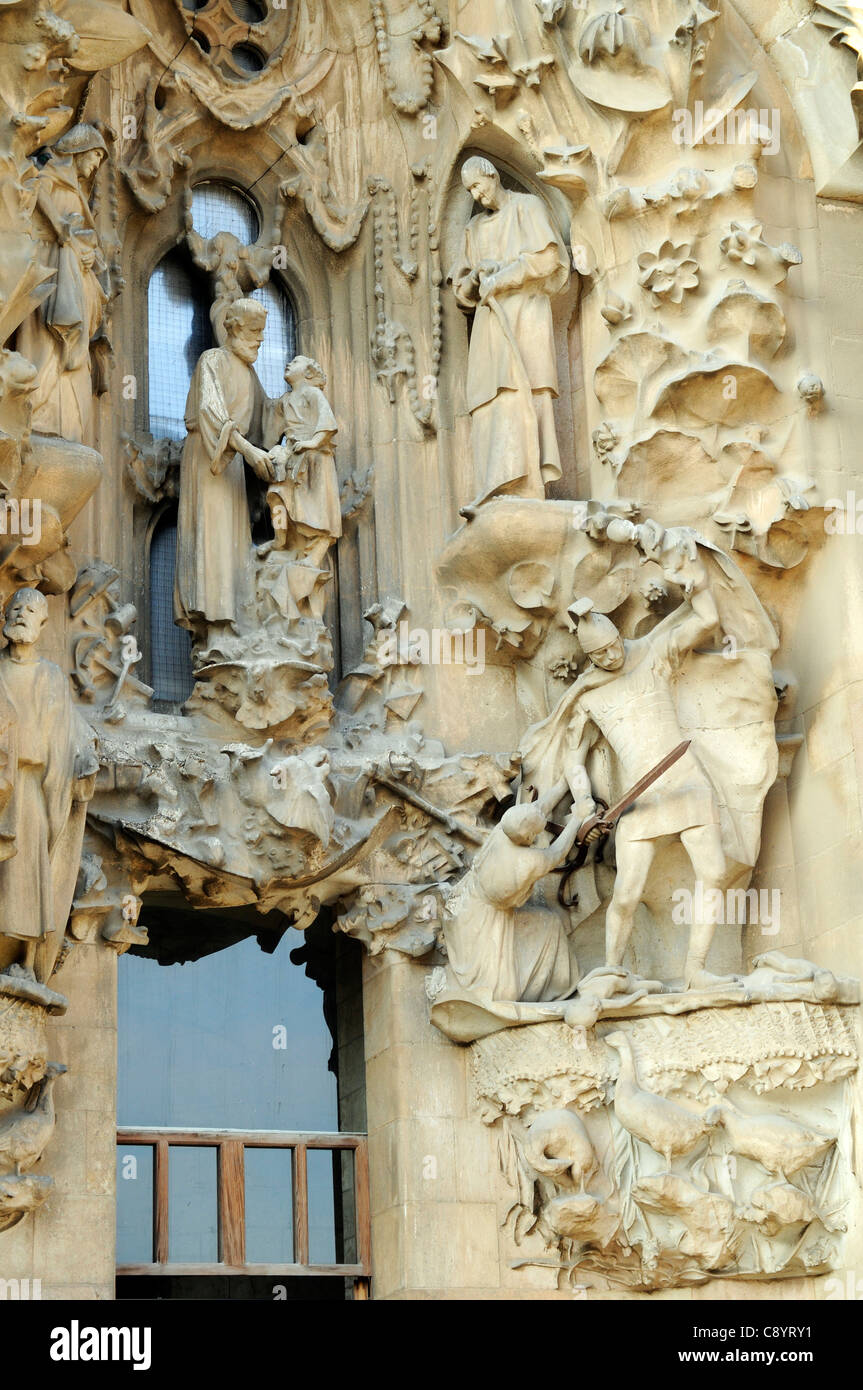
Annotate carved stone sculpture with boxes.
[184,184,282,345]
[263,356,341,568]
[16,124,108,444]
[442,800,582,1004]
[521,559,735,992]
[174,296,274,656]
[0,588,97,984]
[450,155,569,512]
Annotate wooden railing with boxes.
[116,1127,370,1297]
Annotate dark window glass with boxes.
[148,508,194,708]
[231,42,266,72]
[232,0,266,22]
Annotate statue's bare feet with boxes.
[256,539,275,558]
[684,966,741,991]
[458,503,479,522]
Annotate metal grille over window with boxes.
[190,182,258,242]
[231,0,266,22]
[149,510,194,708]
[147,250,211,440]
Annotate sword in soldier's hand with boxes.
[557,740,692,908]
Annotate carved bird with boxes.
[705,1100,835,1181]
[523,1107,597,1190]
[543,142,590,165]
[605,1031,713,1167]
[0,1062,66,1175]
[633,1173,738,1268]
[739,1181,845,1236]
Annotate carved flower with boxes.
[797,372,824,412]
[641,577,668,607]
[592,421,620,463]
[600,291,632,327]
[637,240,700,305]
[720,223,802,282]
[720,220,762,266]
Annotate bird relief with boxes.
[489,1010,855,1290]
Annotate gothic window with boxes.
[148,508,194,709]
[181,0,290,82]
[147,247,211,441]
[189,180,258,242]
[145,180,298,705]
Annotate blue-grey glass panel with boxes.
[231,42,266,72]
[148,250,211,440]
[116,1145,154,1265]
[244,1148,294,1263]
[149,509,194,707]
[117,936,338,1131]
[190,182,258,243]
[250,280,297,398]
[169,1146,218,1263]
[307,1147,337,1265]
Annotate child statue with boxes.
[262,356,341,567]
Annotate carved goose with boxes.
[605,1031,713,1167]
[705,1100,834,1181]
[0,1062,66,1175]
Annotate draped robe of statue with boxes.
[452,191,569,504]
[443,823,578,1004]
[17,155,107,443]
[0,653,96,978]
[174,345,266,633]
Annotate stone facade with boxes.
[0,0,861,1302]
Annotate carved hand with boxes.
[242,443,275,481]
[268,444,290,481]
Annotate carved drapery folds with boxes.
[0,0,150,1229]
[0,0,858,1297]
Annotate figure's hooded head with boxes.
[569,597,624,670]
[53,123,107,182]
